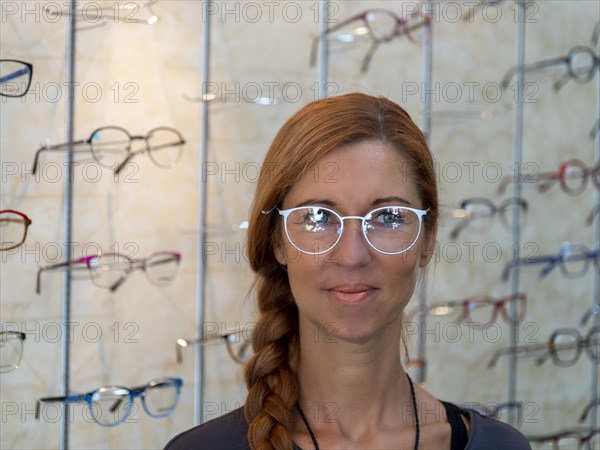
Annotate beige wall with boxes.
[1,0,598,448]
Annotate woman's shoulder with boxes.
[164,406,249,450]
[453,403,532,450]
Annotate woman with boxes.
[165,93,530,450]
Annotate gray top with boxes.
[164,403,532,450]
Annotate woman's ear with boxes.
[419,230,437,268]
[274,241,286,265]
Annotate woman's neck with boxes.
[295,319,413,442]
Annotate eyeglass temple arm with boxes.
[31,139,88,175]
[501,56,569,88]
[579,398,600,423]
[0,66,31,84]
[487,342,549,368]
[35,394,86,419]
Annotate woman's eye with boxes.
[376,210,405,224]
[307,209,329,223]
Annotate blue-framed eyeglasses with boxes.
[502,242,599,282]
[35,377,183,426]
[267,205,428,255]
[0,59,33,97]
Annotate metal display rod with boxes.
[194,0,212,426]
[416,0,434,385]
[590,18,600,430]
[507,0,527,426]
[59,1,77,448]
[317,0,329,99]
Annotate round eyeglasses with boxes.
[276,206,428,255]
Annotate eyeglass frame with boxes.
[497,159,599,196]
[488,325,599,369]
[35,377,183,427]
[31,125,186,176]
[36,251,182,294]
[448,197,527,240]
[310,8,431,73]
[409,293,527,328]
[0,331,26,373]
[502,242,599,282]
[0,209,32,251]
[579,398,600,424]
[176,330,251,365]
[0,59,33,97]
[268,205,429,256]
[502,45,599,91]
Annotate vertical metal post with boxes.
[507,0,527,426]
[194,0,211,426]
[60,0,76,448]
[589,14,600,431]
[416,1,434,385]
[317,0,329,99]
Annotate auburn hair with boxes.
[243,92,438,450]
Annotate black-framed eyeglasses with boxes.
[36,251,181,294]
[0,210,32,251]
[0,59,33,97]
[447,197,527,240]
[176,330,252,365]
[310,8,430,73]
[32,125,185,175]
[0,331,26,374]
[526,427,600,450]
[409,293,527,328]
[35,377,183,426]
[502,242,599,282]
[267,205,428,256]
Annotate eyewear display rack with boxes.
[38,1,600,444]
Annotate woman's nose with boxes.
[328,219,373,266]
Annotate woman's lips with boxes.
[327,285,377,304]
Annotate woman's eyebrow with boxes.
[372,196,415,207]
[291,198,337,208]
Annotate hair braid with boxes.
[244,273,299,450]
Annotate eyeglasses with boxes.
[176,330,252,365]
[310,9,430,73]
[488,325,599,369]
[409,293,527,328]
[35,377,182,426]
[0,59,33,97]
[0,210,32,251]
[526,427,600,450]
[447,198,527,240]
[497,159,599,196]
[0,331,26,374]
[36,251,181,294]
[32,125,185,175]
[502,242,599,282]
[502,46,599,91]
[269,205,428,256]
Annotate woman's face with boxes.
[274,140,435,344]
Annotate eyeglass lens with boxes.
[144,253,180,285]
[559,247,599,278]
[89,127,132,169]
[0,60,32,97]
[0,211,28,251]
[142,379,181,417]
[466,296,524,326]
[146,128,184,168]
[550,327,599,366]
[86,254,132,289]
[568,46,598,82]
[89,387,134,426]
[364,11,427,43]
[284,206,423,254]
[0,332,25,373]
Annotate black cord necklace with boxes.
[295,373,420,450]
